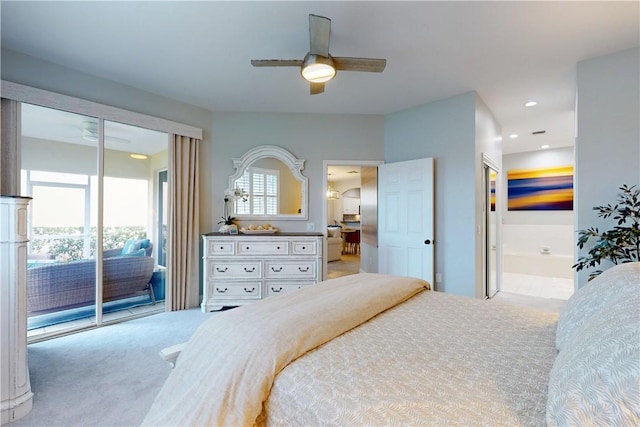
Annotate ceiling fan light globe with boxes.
[301,54,336,83]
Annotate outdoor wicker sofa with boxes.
[27,244,155,315]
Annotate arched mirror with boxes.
[229,145,308,220]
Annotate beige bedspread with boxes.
[264,289,559,426]
[141,273,429,427]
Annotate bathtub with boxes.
[503,252,574,279]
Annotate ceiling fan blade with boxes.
[251,59,303,67]
[309,14,331,56]
[333,57,387,73]
[310,82,325,95]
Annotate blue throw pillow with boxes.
[121,240,141,255]
[126,248,147,257]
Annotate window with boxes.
[23,170,92,261]
[235,167,279,215]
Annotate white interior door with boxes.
[378,158,434,285]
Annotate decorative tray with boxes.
[239,228,278,234]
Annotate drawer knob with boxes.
[271,266,283,273]
[246,246,250,250]
[216,267,228,273]
[216,287,228,293]
[298,267,310,272]
[243,287,256,293]
[219,246,224,250]
[244,266,256,273]
[277,246,281,250]
[302,246,306,250]
[271,287,283,293]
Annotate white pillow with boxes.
[547,277,640,426]
[555,262,640,351]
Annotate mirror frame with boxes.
[229,145,308,220]
[482,153,500,299]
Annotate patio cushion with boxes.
[121,238,151,255]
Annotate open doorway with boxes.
[323,160,382,280]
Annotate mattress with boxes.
[264,290,559,426]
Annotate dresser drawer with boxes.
[291,240,317,255]
[264,261,317,278]
[208,261,261,278]
[266,282,314,296]
[237,240,289,255]
[206,240,235,256]
[210,282,261,299]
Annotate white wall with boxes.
[575,47,640,286]
[384,92,478,296]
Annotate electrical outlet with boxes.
[435,273,442,283]
[306,223,315,231]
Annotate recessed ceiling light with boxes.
[541,145,550,149]
[509,134,519,139]
[130,153,148,160]
[525,101,537,107]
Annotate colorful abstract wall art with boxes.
[490,170,496,211]
[507,165,573,211]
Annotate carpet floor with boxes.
[11,308,213,427]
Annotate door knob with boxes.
[424,239,432,245]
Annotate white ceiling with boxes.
[2,1,638,155]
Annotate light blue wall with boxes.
[1,49,211,132]
[384,92,479,296]
[208,112,384,235]
[575,47,640,285]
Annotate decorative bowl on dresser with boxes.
[201,232,323,311]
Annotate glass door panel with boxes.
[101,121,168,321]
[21,104,99,336]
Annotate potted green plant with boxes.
[573,184,640,280]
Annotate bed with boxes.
[142,263,640,427]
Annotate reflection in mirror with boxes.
[229,145,308,220]
[482,154,499,298]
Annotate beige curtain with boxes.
[167,134,200,311]
[0,98,21,195]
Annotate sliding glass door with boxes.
[20,104,168,338]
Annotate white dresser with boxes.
[201,232,323,312]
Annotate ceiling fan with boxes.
[251,14,387,95]
[77,120,130,144]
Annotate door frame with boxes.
[322,160,383,280]
[482,153,501,298]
